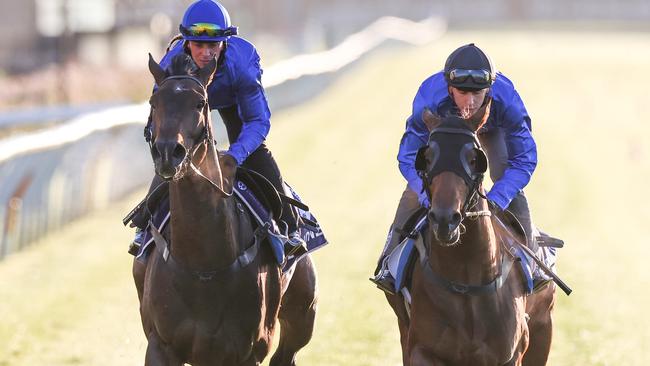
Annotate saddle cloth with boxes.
[135,180,328,272]
[387,214,557,299]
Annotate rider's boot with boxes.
[370,188,422,295]
[508,194,552,293]
[283,205,307,257]
[127,175,167,256]
[128,227,145,256]
[285,229,307,257]
[369,226,400,295]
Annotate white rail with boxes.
[0,16,446,259]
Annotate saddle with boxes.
[386,206,563,298]
[124,173,328,270]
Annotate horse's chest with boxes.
[412,298,528,365]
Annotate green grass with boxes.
[1,29,649,365]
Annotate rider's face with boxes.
[188,41,224,68]
[449,86,488,119]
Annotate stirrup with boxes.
[369,273,397,295]
[128,228,145,256]
[128,241,141,256]
[285,231,307,257]
[532,277,552,293]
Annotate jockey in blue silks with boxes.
[129,0,305,255]
[371,43,552,293]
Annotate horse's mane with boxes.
[167,53,199,77]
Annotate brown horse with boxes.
[386,105,556,365]
[132,53,317,366]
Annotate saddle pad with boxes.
[387,218,555,297]
[136,180,328,272]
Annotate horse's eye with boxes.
[149,100,156,110]
[197,100,206,110]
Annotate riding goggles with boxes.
[179,23,238,39]
[448,69,493,86]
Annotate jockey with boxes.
[371,43,552,294]
[129,0,305,255]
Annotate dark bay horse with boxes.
[386,104,556,365]
[132,53,317,366]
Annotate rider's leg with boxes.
[370,187,421,293]
[479,129,550,290]
[218,106,304,255]
[128,174,167,256]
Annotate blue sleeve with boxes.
[397,115,428,197]
[226,50,271,165]
[487,89,537,209]
[397,77,443,204]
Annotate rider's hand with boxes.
[418,192,430,208]
[219,152,238,169]
[487,199,502,214]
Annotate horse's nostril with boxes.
[172,144,186,160]
[428,210,437,224]
[451,212,462,225]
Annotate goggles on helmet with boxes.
[448,69,492,86]
[179,22,238,39]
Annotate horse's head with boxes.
[147,53,218,181]
[415,101,490,246]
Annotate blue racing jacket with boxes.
[398,71,537,210]
[159,36,271,166]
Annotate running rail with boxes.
[0,16,446,259]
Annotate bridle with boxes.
[413,124,521,295]
[417,125,490,222]
[144,74,271,282]
[148,74,232,197]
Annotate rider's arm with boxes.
[226,49,271,165]
[397,75,447,206]
[397,115,429,203]
[487,87,537,210]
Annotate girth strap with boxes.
[419,251,516,295]
[148,220,270,282]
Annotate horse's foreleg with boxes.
[522,286,556,366]
[144,333,182,366]
[270,256,318,366]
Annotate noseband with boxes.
[148,74,232,197]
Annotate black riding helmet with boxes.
[444,43,495,91]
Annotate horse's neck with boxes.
[429,200,499,284]
[168,149,239,269]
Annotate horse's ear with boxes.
[148,53,167,86]
[422,108,442,132]
[466,97,492,132]
[197,57,218,86]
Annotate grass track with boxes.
[1,29,649,365]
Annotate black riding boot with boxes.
[127,174,168,256]
[507,193,551,292]
[370,188,422,294]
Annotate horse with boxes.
[131,53,317,366]
[385,103,556,365]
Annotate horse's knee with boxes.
[145,335,181,366]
